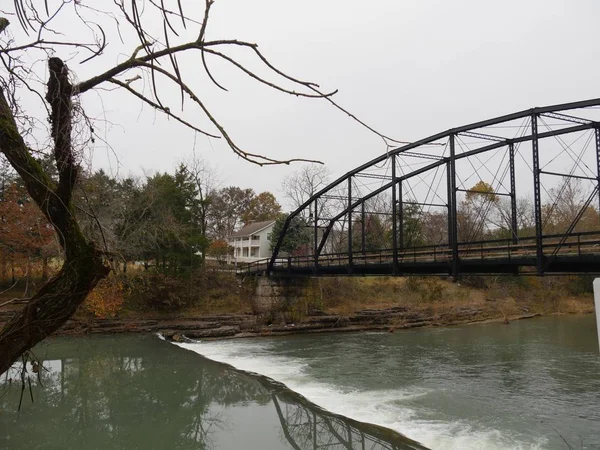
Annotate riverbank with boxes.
[0,274,594,340]
[0,300,589,341]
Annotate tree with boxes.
[421,210,448,245]
[269,214,311,256]
[181,157,220,259]
[491,196,535,239]
[111,176,154,267]
[0,0,395,374]
[458,181,499,241]
[0,1,341,374]
[352,214,390,252]
[207,239,233,263]
[129,170,207,272]
[241,192,282,225]
[544,177,599,234]
[208,187,255,239]
[400,201,424,248]
[282,165,331,212]
[76,169,122,255]
[0,182,58,289]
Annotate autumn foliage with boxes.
[0,182,60,286]
[207,239,233,262]
[83,277,127,318]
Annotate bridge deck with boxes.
[237,231,600,277]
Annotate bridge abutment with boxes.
[251,277,310,316]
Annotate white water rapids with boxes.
[176,336,550,450]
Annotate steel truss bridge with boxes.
[252,98,600,277]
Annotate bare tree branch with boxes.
[107,78,220,138]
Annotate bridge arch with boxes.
[268,98,600,277]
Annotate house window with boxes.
[252,235,260,241]
[243,248,249,257]
[250,247,259,257]
[236,248,241,256]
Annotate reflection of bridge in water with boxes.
[249,99,600,278]
[272,393,423,450]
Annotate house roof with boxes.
[229,220,275,238]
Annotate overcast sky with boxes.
[7,0,600,210]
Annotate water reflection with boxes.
[271,393,414,450]
[0,335,426,450]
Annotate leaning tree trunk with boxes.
[0,58,109,375]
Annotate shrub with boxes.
[127,271,191,311]
[405,276,421,293]
[123,268,244,312]
[460,276,489,289]
[405,276,445,302]
[83,277,127,318]
[564,275,594,296]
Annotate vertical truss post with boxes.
[446,161,452,248]
[509,143,518,244]
[595,127,600,214]
[398,180,404,251]
[313,199,318,270]
[391,154,398,274]
[348,176,353,273]
[361,202,366,253]
[448,135,459,278]
[531,114,544,274]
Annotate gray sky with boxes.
[7,0,600,210]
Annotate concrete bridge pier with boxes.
[250,277,309,317]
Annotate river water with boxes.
[1,315,598,449]
[0,334,423,450]
[179,315,600,450]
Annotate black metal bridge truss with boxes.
[260,98,600,278]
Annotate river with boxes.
[0,333,423,450]
[178,315,600,450]
[1,315,598,449]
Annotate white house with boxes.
[227,220,276,263]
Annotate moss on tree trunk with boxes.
[0,59,109,375]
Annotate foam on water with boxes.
[176,339,547,450]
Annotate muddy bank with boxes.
[0,306,543,341]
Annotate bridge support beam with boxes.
[509,143,518,245]
[398,180,404,257]
[595,127,600,213]
[392,154,398,274]
[448,135,459,278]
[593,279,600,353]
[532,114,544,275]
[361,202,366,253]
[347,176,353,274]
[313,200,318,271]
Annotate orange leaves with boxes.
[0,183,57,257]
[83,277,127,318]
[207,239,233,260]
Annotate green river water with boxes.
[1,315,599,449]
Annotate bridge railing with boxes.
[238,230,600,275]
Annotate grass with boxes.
[297,276,594,321]
[0,271,594,325]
